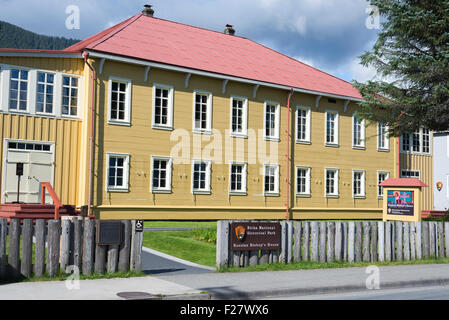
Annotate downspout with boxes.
[83,51,96,218]
[285,88,294,220]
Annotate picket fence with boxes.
[216,220,449,268]
[0,218,143,279]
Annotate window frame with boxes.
[191,159,212,195]
[263,164,280,196]
[400,169,420,179]
[324,168,339,198]
[377,122,390,152]
[264,101,280,141]
[108,76,132,126]
[36,71,56,116]
[150,156,173,194]
[192,90,213,135]
[8,67,30,113]
[400,129,432,155]
[61,74,81,118]
[105,152,130,192]
[152,83,174,130]
[352,169,366,199]
[229,161,247,196]
[230,95,248,138]
[352,114,365,149]
[296,166,311,197]
[296,105,311,144]
[324,110,339,147]
[377,171,390,199]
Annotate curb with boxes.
[117,291,211,300]
[207,278,449,300]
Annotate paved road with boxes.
[269,285,449,300]
[141,247,215,276]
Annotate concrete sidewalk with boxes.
[1,264,449,300]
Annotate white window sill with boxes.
[296,193,311,198]
[352,145,366,150]
[151,189,172,194]
[193,129,213,135]
[106,187,129,193]
[152,125,174,131]
[325,143,339,148]
[325,194,339,199]
[193,190,212,195]
[296,140,311,145]
[230,132,248,139]
[377,148,390,152]
[229,191,247,196]
[108,120,131,127]
[264,137,280,142]
[264,192,280,197]
[353,195,366,199]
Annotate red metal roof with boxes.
[379,178,428,188]
[65,14,362,100]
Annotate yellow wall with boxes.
[93,59,395,220]
[0,56,84,205]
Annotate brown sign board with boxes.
[230,222,281,251]
[96,220,122,245]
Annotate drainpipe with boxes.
[285,88,294,220]
[83,51,96,219]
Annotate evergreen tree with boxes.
[353,0,449,134]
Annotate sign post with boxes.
[15,163,24,204]
[379,178,428,222]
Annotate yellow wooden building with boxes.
[0,7,433,220]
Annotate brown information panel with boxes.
[230,222,281,251]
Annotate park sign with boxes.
[230,222,281,251]
[380,178,428,222]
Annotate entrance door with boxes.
[2,141,54,204]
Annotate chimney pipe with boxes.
[142,4,154,17]
[224,24,235,35]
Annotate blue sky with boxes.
[0,0,381,83]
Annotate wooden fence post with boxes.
[422,221,430,259]
[310,221,319,262]
[118,220,132,272]
[445,222,449,258]
[385,221,392,262]
[370,221,378,262]
[73,218,83,270]
[107,245,119,273]
[438,222,444,258]
[403,222,410,261]
[60,219,72,273]
[286,221,293,264]
[355,221,362,263]
[34,219,46,277]
[362,222,371,262]
[429,222,436,258]
[82,219,96,276]
[46,220,61,278]
[378,221,385,262]
[343,222,348,261]
[21,219,33,278]
[8,219,21,277]
[416,222,422,260]
[0,219,8,277]
[280,221,287,264]
[293,221,302,262]
[249,250,258,267]
[335,222,342,261]
[216,221,229,268]
[319,221,327,263]
[410,222,416,260]
[327,222,335,263]
[302,222,310,261]
[395,221,403,261]
[348,221,355,263]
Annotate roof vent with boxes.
[224,24,235,35]
[142,4,154,17]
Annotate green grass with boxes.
[219,257,449,273]
[142,221,217,267]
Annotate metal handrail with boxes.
[40,182,62,220]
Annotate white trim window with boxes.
[152,83,174,130]
[106,153,130,192]
[36,72,55,115]
[193,90,212,134]
[377,122,389,151]
[108,77,132,125]
[230,96,248,137]
[352,115,365,149]
[377,171,390,199]
[401,169,420,179]
[229,162,247,195]
[61,76,79,117]
[400,129,431,155]
[264,164,280,196]
[151,156,173,193]
[192,159,211,194]
[352,170,366,198]
[325,168,339,197]
[9,69,29,111]
[264,101,280,141]
[325,111,339,146]
[296,106,311,144]
[296,166,311,197]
